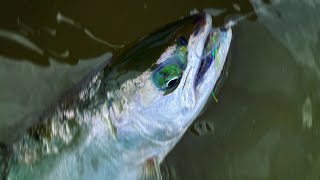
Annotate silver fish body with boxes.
[1,12,232,180]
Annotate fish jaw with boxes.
[173,13,233,131]
[193,28,232,116]
[176,14,212,110]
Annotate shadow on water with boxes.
[0,0,320,179]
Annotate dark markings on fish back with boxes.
[0,48,113,180]
[0,57,111,175]
[28,117,80,142]
[57,56,111,109]
[59,56,112,110]
[26,58,111,140]
[21,58,111,140]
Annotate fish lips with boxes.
[178,12,232,115]
[193,16,232,100]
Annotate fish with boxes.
[0,12,232,180]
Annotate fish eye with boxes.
[152,64,182,93]
[152,39,188,93]
[165,76,180,88]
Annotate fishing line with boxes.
[208,4,274,102]
[211,91,218,102]
[202,4,274,60]
[227,1,279,29]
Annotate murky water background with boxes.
[1,0,319,179]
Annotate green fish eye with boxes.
[152,41,187,93]
[153,64,182,92]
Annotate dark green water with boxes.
[1,0,319,179]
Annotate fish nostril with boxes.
[178,36,187,46]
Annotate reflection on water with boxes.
[0,0,319,179]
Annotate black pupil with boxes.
[167,78,179,88]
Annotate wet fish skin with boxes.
[1,12,232,180]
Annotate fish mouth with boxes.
[192,18,232,96]
[194,29,217,87]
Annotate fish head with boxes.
[105,13,232,146]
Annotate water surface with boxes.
[0,0,319,179]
